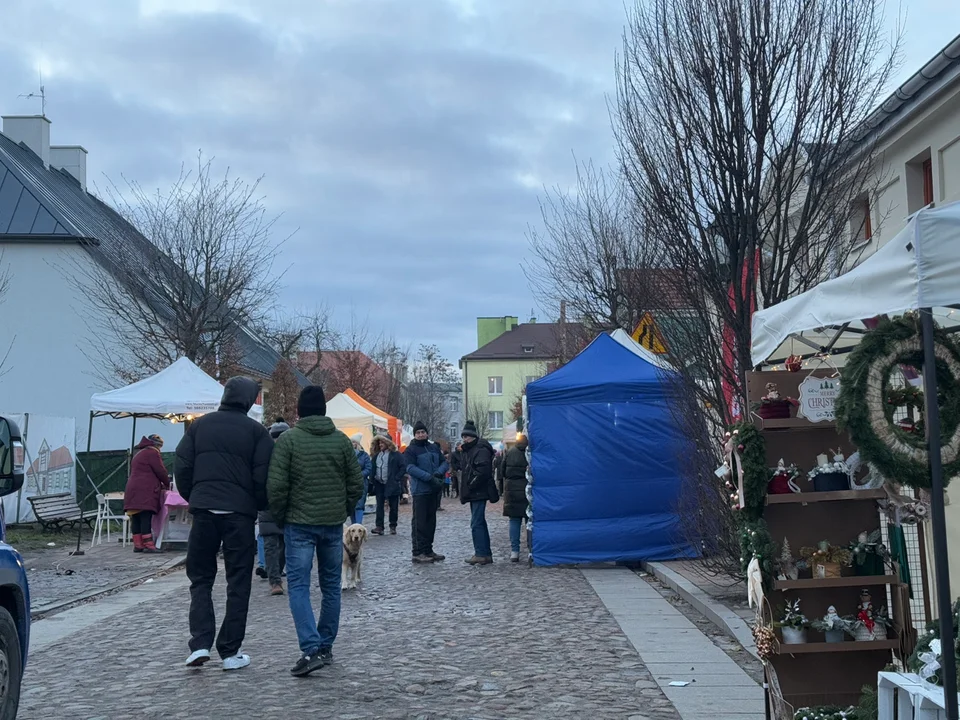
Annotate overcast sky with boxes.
[2,1,958,365]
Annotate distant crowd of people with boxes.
[121,377,530,678]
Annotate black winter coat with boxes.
[175,377,274,519]
[500,443,529,519]
[459,438,498,504]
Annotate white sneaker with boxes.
[510,551,520,562]
[222,652,251,671]
[185,649,211,667]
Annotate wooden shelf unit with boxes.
[776,639,900,655]
[775,575,899,590]
[766,489,886,505]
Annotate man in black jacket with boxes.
[176,376,274,671]
[459,420,497,566]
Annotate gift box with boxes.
[813,472,849,492]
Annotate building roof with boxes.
[461,323,564,362]
[297,350,396,409]
[860,32,960,143]
[0,130,293,381]
[27,446,74,474]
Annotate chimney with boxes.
[1,115,51,166]
[50,145,88,190]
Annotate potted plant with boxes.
[807,451,851,492]
[776,599,809,644]
[800,542,853,578]
[849,529,890,577]
[811,606,851,643]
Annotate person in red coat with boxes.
[124,434,171,553]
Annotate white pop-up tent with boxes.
[325,391,389,449]
[88,358,263,452]
[751,201,960,712]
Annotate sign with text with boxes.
[798,375,841,423]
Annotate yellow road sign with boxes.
[631,313,668,354]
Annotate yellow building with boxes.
[459,317,559,441]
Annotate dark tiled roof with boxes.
[0,131,290,381]
[462,323,564,361]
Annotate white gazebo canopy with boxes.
[325,392,385,449]
[90,357,263,422]
[751,202,960,365]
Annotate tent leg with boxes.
[921,307,958,720]
[128,417,137,478]
[86,412,94,454]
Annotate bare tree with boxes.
[264,358,299,424]
[615,0,900,422]
[67,153,288,384]
[0,252,13,377]
[402,344,458,438]
[466,397,492,439]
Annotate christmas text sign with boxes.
[798,375,841,423]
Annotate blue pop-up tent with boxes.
[525,330,698,566]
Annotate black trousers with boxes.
[411,493,438,556]
[186,511,255,659]
[130,510,154,535]
[262,534,285,585]
[374,485,399,529]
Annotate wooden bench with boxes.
[28,493,93,533]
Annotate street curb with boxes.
[642,561,760,660]
[30,553,186,620]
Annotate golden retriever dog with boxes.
[342,523,367,589]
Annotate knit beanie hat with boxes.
[351,432,364,445]
[461,420,478,439]
[297,385,327,418]
[413,420,428,434]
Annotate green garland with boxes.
[739,517,776,590]
[835,315,960,489]
[793,706,858,720]
[729,422,768,519]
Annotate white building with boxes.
[0,113,295,451]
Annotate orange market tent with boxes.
[324,389,401,448]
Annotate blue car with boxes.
[0,416,30,719]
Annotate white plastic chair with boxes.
[91,494,130,547]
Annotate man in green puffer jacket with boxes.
[267,385,363,678]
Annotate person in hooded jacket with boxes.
[350,433,372,525]
[175,376,274,671]
[124,434,170,553]
[369,435,405,535]
[258,420,290,595]
[404,421,448,563]
[459,420,498,565]
[499,436,529,562]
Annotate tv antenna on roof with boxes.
[18,67,46,117]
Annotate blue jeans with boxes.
[470,501,492,558]
[509,517,523,553]
[284,524,343,656]
[353,479,368,525]
[257,535,265,568]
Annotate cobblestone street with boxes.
[20,499,683,720]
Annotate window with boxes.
[923,158,934,206]
[448,396,460,412]
[488,376,503,396]
[907,152,935,213]
[850,195,872,247]
[522,344,534,354]
[525,375,539,386]
[450,423,459,439]
[488,411,504,431]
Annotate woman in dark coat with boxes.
[500,437,529,562]
[370,435,406,535]
[124,434,170,553]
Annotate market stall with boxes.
[750,201,960,719]
[87,358,263,547]
[325,389,401,447]
[524,329,697,566]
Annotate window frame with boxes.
[923,158,934,206]
[488,411,504,431]
[487,376,503,396]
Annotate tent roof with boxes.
[751,201,960,366]
[343,389,397,424]
[90,357,263,421]
[326,392,388,427]
[527,331,678,405]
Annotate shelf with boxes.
[759,417,837,430]
[766,489,886,505]
[775,575,899,590]
[776,639,899,654]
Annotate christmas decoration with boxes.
[793,706,858,720]
[786,354,803,373]
[753,382,799,419]
[776,598,809,644]
[835,315,960,490]
[908,598,960,687]
[777,538,798,581]
[807,451,852,492]
[752,620,776,659]
[724,422,767,517]
[811,606,853,643]
[739,518,775,589]
[799,541,852,578]
[768,458,802,494]
[848,529,890,576]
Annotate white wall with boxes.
[0,242,183,452]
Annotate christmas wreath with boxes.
[835,315,960,489]
[739,517,775,588]
[724,422,768,518]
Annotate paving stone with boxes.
[19,501,687,719]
